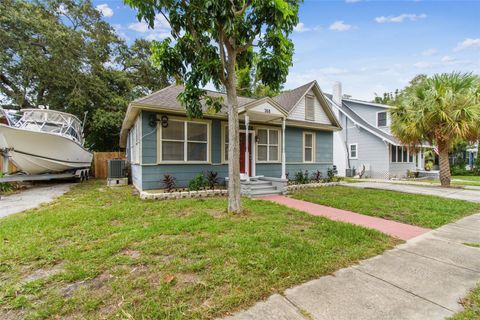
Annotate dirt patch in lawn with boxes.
[22,263,64,283]
[61,272,112,298]
[121,249,141,259]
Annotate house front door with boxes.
[240,132,252,176]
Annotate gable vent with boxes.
[305,95,315,121]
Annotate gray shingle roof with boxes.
[133,84,255,113]
[273,81,315,112]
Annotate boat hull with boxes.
[0,125,93,174]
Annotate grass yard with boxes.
[450,284,480,320]
[0,181,396,319]
[291,186,480,229]
[452,176,480,187]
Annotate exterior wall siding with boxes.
[131,164,142,190]
[389,162,416,179]
[133,111,335,190]
[289,89,332,125]
[346,118,390,179]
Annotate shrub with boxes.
[294,170,309,184]
[206,171,219,190]
[0,173,14,195]
[163,174,176,192]
[311,170,322,183]
[188,173,206,191]
[323,167,336,183]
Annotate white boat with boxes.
[0,108,93,175]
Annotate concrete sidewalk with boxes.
[345,181,480,203]
[224,214,480,320]
[0,184,72,219]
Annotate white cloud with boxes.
[375,13,427,23]
[454,38,480,52]
[293,22,320,33]
[128,14,172,40]
[128,22,149,33]
[329,21,352,32]
[294,22,311,33]
[96,4,113,18]
[421,48,437,56]
[413,61,433,69]
[441,55,456,63]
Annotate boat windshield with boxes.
[15,109,84,144]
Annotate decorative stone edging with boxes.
[140,189,228,200]
[287,182,340,192]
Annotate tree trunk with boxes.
[225,58,241,213]
[438,141,451,187]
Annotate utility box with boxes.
[107,159,128,186]
[345,168,356,177]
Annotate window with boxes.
[305,95,315,121]
[349,144,358,159]
[391,145,413,163]
[377,111,388,127]
[303,132,315,162]
[161,120,209,162]
[257,128,279,162]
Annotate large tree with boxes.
[125,0,300,213]
[391,72,480,186]
[0,0,170,150]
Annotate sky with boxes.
[94,0,480,101]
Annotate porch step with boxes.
[251,184,276,190]
[250,188,283,197]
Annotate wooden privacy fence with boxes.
[92,152,126,178]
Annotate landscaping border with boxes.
[287,182,340,192]
[140,189,228,200]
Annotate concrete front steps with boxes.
[239,177,288,197]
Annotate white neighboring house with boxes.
[327,82,425,179]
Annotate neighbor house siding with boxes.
[346,118,390,179]
[289,89,331,125]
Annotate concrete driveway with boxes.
[345,181,480,203]
[224,213,480,320]
[0,184,72,219]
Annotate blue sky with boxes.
[94,0,480,100]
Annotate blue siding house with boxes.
[120,81,342,192]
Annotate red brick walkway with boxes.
[260,195,430,240]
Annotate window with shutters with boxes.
[305,95,315,121]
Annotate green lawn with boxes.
[450,284,480,320]
[0,181,396,319]
[291,186,480,229]
[452,176,480,187]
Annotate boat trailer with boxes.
[1,148,90,183]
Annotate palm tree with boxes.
[391,72,480,187]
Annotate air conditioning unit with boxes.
[107,159,128,186]
[345,168,356,177]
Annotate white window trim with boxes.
[376,111,389,128]
[349,143,358,159]
[390,145,414,163]
[158,117,211,164]
[303,132,315,163]
[256,127,281,163]
[305,94,315,121]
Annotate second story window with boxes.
[305,95,315,121]
[377,111,388,127]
